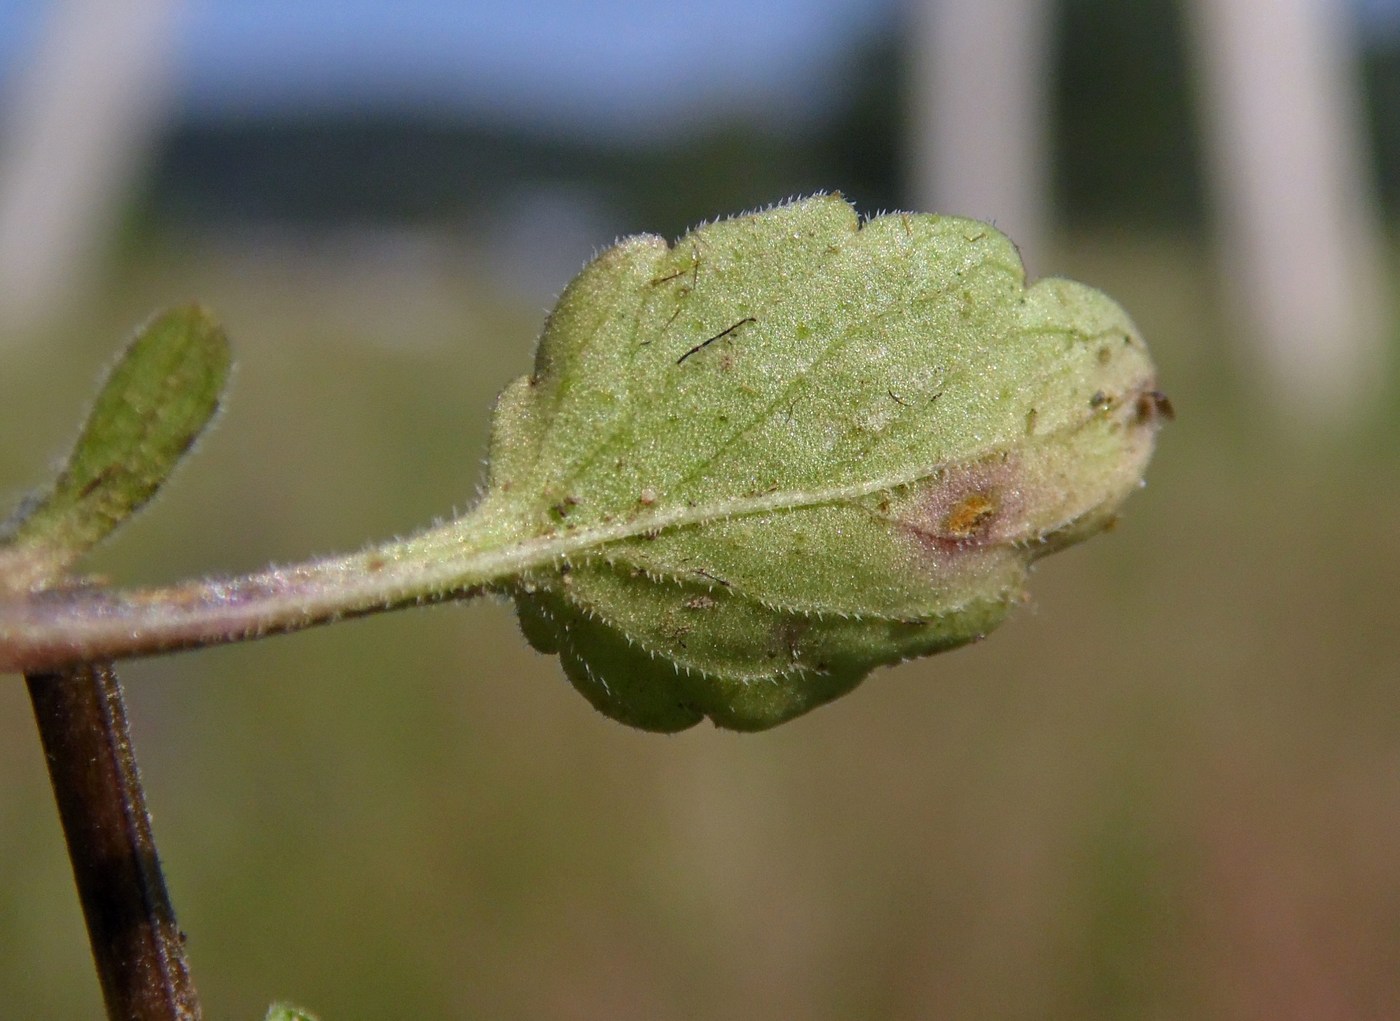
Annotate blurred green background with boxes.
[3,1,1400,1018]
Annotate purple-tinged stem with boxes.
[27,663,202,1020]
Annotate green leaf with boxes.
[0,305,229,587]
[263,1005,319,1021]
[475,194,1168,731]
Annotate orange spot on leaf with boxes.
[942,492,999,541]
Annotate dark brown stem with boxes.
[27,663,203,1021]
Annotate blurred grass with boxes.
[2,229,1398,1019]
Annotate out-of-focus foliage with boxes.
[1054,0,1207,227]
[1362,40,1400,217]
[138,0,1400,239]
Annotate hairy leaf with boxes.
[0,305,229,588]
[476,195,1168,731]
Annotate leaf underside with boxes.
[478,194,1165,732]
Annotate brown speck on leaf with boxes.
[77,465,121,499]
[1134,389,1175,425]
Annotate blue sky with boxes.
[0,0,898,137]
[0,0,1395,137]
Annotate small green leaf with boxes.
[1,305,229,587]
[479,194,1168,731]
[263,1005,319,1021]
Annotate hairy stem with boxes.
[27,663,202,1021]
[0,453,1021,674]
[0,504,509,673]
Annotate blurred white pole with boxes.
[1188,0,1390,426]
[907,0,1054,275]
[0,0,180,342]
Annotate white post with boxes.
[907,0,1054,275]
[0,0,180,341]
[1188,0,1391,426]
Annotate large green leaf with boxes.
[475,195,1168,731]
